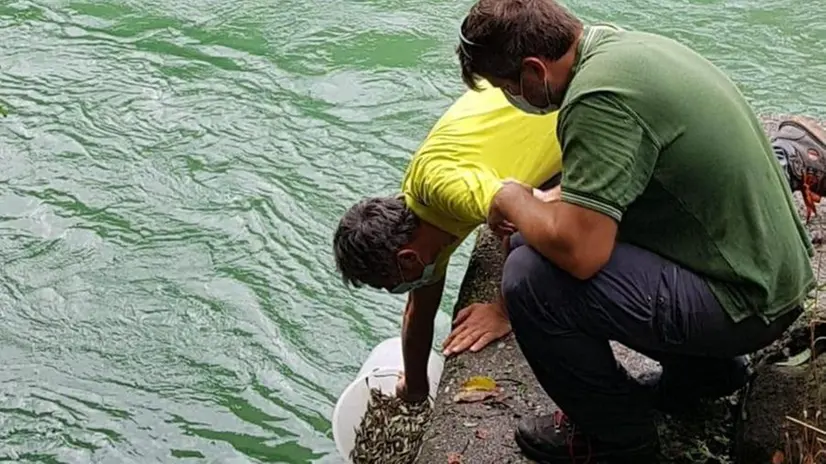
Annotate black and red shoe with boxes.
[513,410,660,463]
[772,117,826,222]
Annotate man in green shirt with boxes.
[455,0,822,462]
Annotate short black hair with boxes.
[333,195,420,288]
[457,0,582,90]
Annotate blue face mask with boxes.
[502,72,558,115]
[389,261,437,294]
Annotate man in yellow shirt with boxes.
[332,80,563,402]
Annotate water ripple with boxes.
[0,0,823,462]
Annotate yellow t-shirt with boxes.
[401,80,563,278]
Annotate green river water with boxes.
[0,0,824,462]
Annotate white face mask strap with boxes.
[390,255,436,293]
[458,16,481,59]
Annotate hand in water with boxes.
[441,301,511,356]
[395,373,428,403]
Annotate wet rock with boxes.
[735,363,808,463]
[735,318,826,464]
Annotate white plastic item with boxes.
[332,337,445,463]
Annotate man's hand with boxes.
[441,300,511,356]
[487,208,517,237]
[395,373,428,403]
[487,183,521,237]
[488,179,533,237]
[490,182,618,280]
[487,194,517,237]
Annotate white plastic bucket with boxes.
[332,336,445,463]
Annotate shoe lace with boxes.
[553,410,593,464]
[802,172,821,223]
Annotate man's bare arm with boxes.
[492,183,617,280]
[399,276,445,400]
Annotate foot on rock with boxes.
[514,410,659,463]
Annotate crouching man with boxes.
[457,0,821,462]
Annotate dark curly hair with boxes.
[333,195,420,288]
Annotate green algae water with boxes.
[0,0,823,462]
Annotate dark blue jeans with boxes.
[502,234,801,443]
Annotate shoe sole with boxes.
[779,117,826,152]
[513,429,659,464]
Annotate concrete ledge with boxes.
[414,115,826,464]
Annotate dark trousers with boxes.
[501,234,802,443]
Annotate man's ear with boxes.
[396,249,419,270]
[522,56,539,69]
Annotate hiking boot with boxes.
[637,356,749,415]
[514,410,659,463]
[772,117,826,220]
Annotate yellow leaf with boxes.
[461,376,496,392]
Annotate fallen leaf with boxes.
[775,348,812,367]
[447,451,462,464]
[461,376,497,392]
[772,450,785,464]
[453,389,499,403]
[475,428,489,439]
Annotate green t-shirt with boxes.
[558,26,815,323]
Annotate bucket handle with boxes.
[363,369,402,391]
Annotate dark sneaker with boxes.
[514,410,659,463]
[772,117,826,221]
[637,356,749,415]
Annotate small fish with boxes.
[349,388,433,464]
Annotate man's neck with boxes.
[549,27,586,90]
[411,220,458,262]
[547,34,581,87]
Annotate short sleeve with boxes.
[402,152,504,237]
[558,93,659,221]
